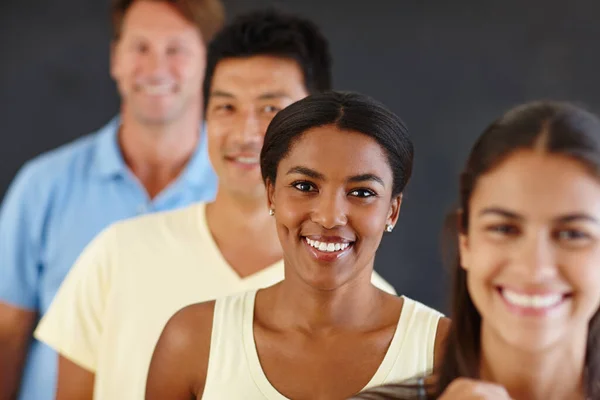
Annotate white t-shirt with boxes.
[35,203,397,400]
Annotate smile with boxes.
[305,238,350,253]
[302,236,354,263]
[232,156,259,165]
[225,155,260,169]
[139,83,175,96]
[498,287,570,313]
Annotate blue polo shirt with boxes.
[0,117,217,400]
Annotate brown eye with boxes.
[167,46,182,55]
[213,104,234,114]
[487,224,519,235]
[293,181,315,192]
[555,229,590,241]
[262,105,281,114]
[134,43,149,53]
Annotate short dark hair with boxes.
[260,91,413,198]
[203,9,332,109]
[111,0,225,44]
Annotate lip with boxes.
[136,84,176,96]
[303,235,354,244]
[496,286,571,317]
[224,154,260,171]
[302,236,354,263]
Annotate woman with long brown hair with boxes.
[354,101,600,400]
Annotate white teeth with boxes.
[305,238,350,253]
[235,157,259,164]
[142,84,173,95]
[502,289,563,309]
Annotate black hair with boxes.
[202,8,332,110]
[260,90,413,198]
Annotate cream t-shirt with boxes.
[35,203,396,400]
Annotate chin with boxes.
[135,111,178,126]
[494,324,566,354]
[295,266,356,292]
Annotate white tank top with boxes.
[202,290,442,399]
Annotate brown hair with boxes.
[110,0,225,44]
[438,100,600,399]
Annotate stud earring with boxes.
[385,224,393,233]
[269,208,275,216]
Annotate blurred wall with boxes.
[2,0,599,311]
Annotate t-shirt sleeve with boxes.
[34,225,117,372]
[0,161,48,310]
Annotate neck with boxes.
[206,188,274,230]
[118,105,202,198]
[205,187,283,277]
[271,264,382,334]
[480,323,587,400]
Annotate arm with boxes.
[34,227,118,399]
[434,317,451,369]
[56,356,95,400]
[0,163,47,400]
[0,304,37,400]
[146,302,215,400]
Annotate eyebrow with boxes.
[286,166,385,186]
[210,90,235,99]
[478,207,600,224]
[209,90,291,100]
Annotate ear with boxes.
[457,209,470,270]
[386,193,403,227]
[266,178,276,211]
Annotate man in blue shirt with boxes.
[0,1,224,399]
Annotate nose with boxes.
[233,109,262,145]
[515,232,558,281]
[311,191,348,229]
[145,49,168,79]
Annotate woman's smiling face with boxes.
[267,124,401,290]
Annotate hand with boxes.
[438,378,513,400]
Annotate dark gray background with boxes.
[2,0,599,312]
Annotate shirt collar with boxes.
[92,116,126,178]
[177,124,215,187]
[92,116,215,186]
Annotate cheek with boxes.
[275,192,309,230]
[564,250,600,311]
[173,56,203,79]
[352,203,389,239]
[207,126,227,160]
[464,237,507,291]
[260,117,273,134]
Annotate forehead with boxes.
[278,125,393,181]
[120,1,200,40]
[471,150,600,218]
[210,56,308,100]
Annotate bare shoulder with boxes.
[158,301,216,368]
[146,301,216,400]
[163,301,216,344]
